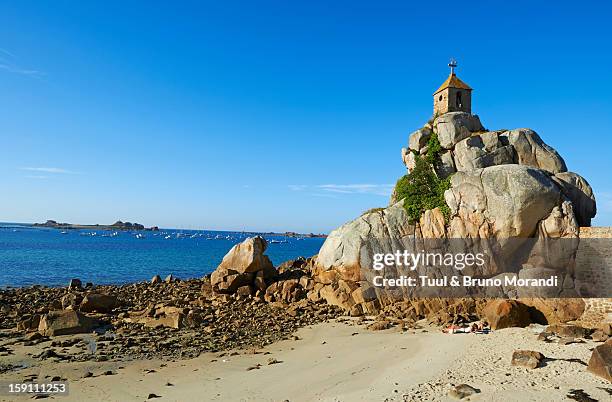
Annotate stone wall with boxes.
[433,87,471,115]
[577,226,612,327]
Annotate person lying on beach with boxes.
[442,321,489,334]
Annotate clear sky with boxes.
[1,1,611,233]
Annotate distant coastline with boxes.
[264,231,327,238]
[32,219,159,231]
[29,219,327,238]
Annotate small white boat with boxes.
[164,235,171,239]
[60,231,68,234]
[135,233,145,239]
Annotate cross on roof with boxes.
[448,58,457,75]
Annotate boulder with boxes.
[591,330,609,342]
[408,127,432,151]
[433,112,484,149]
[131,306,202,329]
[316,201,414,284]
[61,293,83,309]
[68,278,82,290]
[264,279,305,303]
[446,165,565,239]
[453,135,516,172]
[216,236,274,274]
[201,282,213,298]
[545,323,589,339]
[598,323,612,336]
[165,274,175,283]
[367,320,391,331]
[79,294,120,313]
[436,150,456,178]
[151,275,162,284]
[511,350,544,369]
[519,298,585,324]
[144,312,185,329]
[210,237,278,294]
[587,341,612,382]
[503,129,567,174]
[38,310,101,336]
[211,269,254,294]
[482,300,531,330]
[318,283,356,310]
[553,172,596,226]
[236,285,254,297]
[402,149,417,171]
[277,257,308,273]
[17,314,41,332]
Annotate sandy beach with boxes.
[1,318,609,402]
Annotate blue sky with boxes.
[1,1,611,233]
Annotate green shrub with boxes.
[424,131,443,166]
[395,132,451,223]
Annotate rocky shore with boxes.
[0,234,610,402]
[1,284,340,366]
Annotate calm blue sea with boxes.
[0,223,325,287]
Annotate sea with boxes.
[0,223,326,288]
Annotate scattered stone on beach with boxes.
[151,275,162,285]
[483,300,531,330]
[37,349,64,360]
[586,340,612,382]
[1,276,342,362]
[24,332,45,342]
[558,337,581,345]
[17,314,41,332]
[38,310,102,336]
[448,384,480,399]
[566,389,598,402]
[367,320,391,331]
[591,330,610,343]
[546,324,589,339]
[80,293,120,313]
[165,274,175,283]
[61,293,83,309]
[68,278,82,290]
[537,332,553,342]
[511,350,544,369]
[598,323,612,336]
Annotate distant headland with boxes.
[264,231,327,238]
[30,220,326,237]
[32,219,160,231]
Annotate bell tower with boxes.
[433,59,472,115]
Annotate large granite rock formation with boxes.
[211,236,277,294]
[313,112,598,316]
[210,237,316,302]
